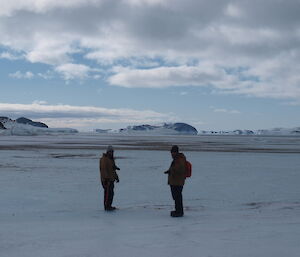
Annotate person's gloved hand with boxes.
[164,170,170,174]
[113,165,120,171]
[115,175,120,183]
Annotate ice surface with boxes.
[0,134,300,257]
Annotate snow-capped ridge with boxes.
[118,122,198,135]
[0,116,78,136]
[16,117,48,128]
[199,127,300,135]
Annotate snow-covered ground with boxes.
[1,134,300,257]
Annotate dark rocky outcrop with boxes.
[0,122,6,130]
[233,130,254,135]
[131,124,160,131]
[119,122,198,135]
[95,129,112,133]
[163,123,198,135]
[16,117,48,128]
[0,117,10,122]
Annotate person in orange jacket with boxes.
[99,145,120,211]
[164,145,186,217]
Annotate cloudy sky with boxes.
[1,0,300,131]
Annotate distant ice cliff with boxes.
[118,123,198,135]
[0,117,78,136]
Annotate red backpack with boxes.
[185,160,192,178]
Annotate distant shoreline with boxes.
[1,134,300,153]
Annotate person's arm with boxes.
[100,158,109,181]
[112,159,120,182]
[164,160,175,174]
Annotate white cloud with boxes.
[125,0,168,7]
[0,102,173,129]
[0,0,102,16]
[179,92,188,96]
[210,106,241,114]
[26,37,76,65]
[37,70,54,80]
[1,0,300,100]
[213,108,241,114]
[107,59,300,100]
[225,3,243,18]
[93,74,101,79]
[0,51,22,60]
[32,100,48,105]
[55,63,101,81]
[108,65,243,90]
[9,71,34,79]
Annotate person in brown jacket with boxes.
[99,145,120,211]
[164,145,186,217]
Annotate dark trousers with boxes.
[102,181,114,209]
[170,185,184,214]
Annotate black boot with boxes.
[105,206,117,211]
[170,211,184,217]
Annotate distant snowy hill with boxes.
[0,117,78,136]
[16,117,48,128]
[199,127,300,136]
[95,129,114,133]
[118,123,198,135]
[95,123,300,136]
[1,116,299,136]
[256,127,300,135]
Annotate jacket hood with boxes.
[174,152,185,160]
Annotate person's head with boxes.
[106,145,114,157]
[170,145,179,159]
